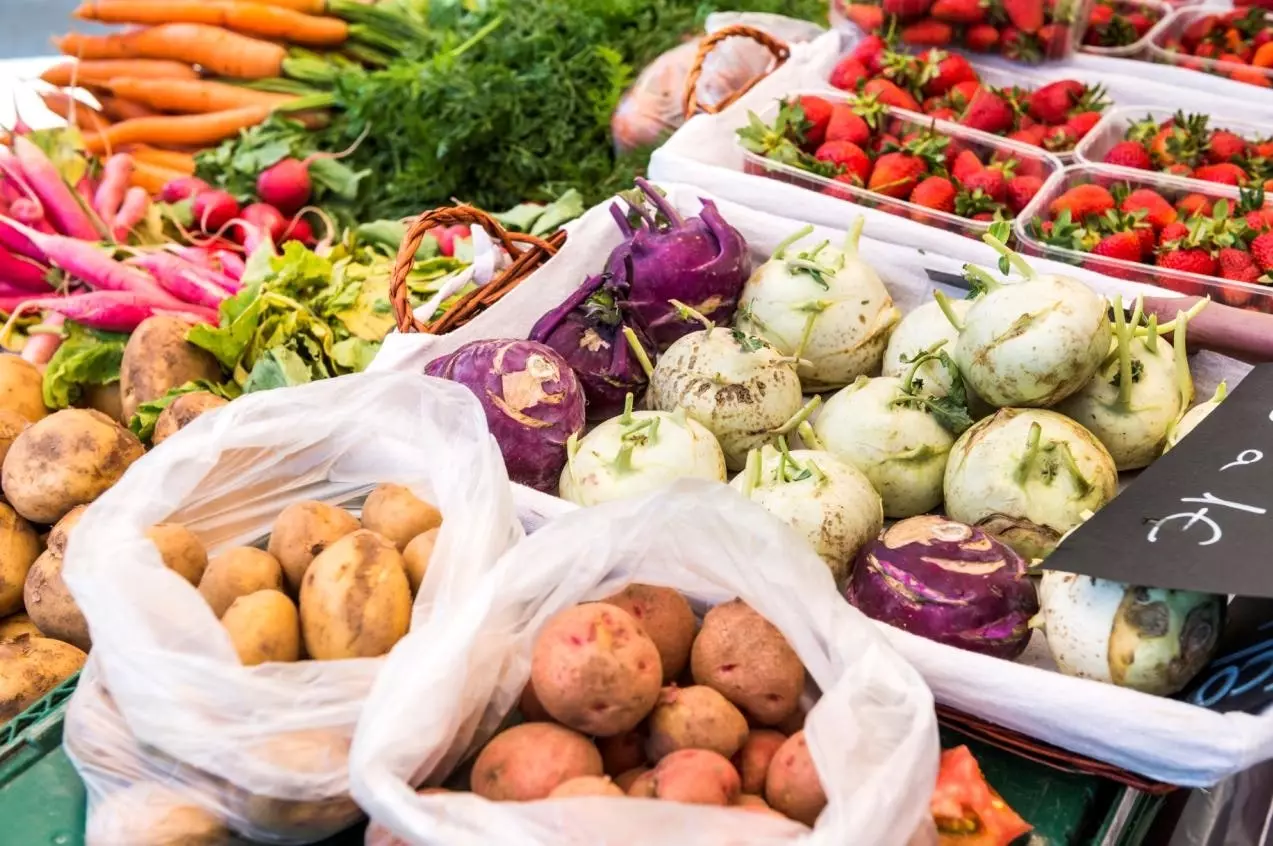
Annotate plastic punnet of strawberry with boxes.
[1094,109,1273,190]
[1080,0,1164,49]
[1152,7,1273,88]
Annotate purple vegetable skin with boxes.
[528,265,657,421]
[604,178,751,349]
[846,515,1039,660]
[425,339,585,492]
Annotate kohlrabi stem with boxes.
[843,215,864,255]
[620,392,635,426]
[741,449,761,498]
[622,326,655,378]
[797,420,825,451]
[963,264,1003,294]
[1015,422,1043,486]
[805,458,827,484]
[612,442,635,473]
[565,432,579,486]
[773,225,814,260]
[776,435,792,482]
[899,340,948,394]
[634,177,683,228]
[1135,297,1209,337]
[793,301,829,360]
[772,395,822,435]
[1143,314,1158,355]
[982,233,1036,281]
[933,290,965,332]
[1112,296,1134,410]
[669,299,714,331]
[1213,381,1228,403]
[1054,441,1094,498]
[1174,310,1194,411]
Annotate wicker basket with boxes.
[682,24,791,120]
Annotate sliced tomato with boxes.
[930,746,1032,846]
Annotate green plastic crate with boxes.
[0,670,80,787]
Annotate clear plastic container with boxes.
[1013,163,1273,311]
[1075,105,1273,190]
[1079,0,1170,58]
[738,89,1064,240]
[1146,6,1273,88]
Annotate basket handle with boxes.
[682,24,791,121]
[388,205,560,335]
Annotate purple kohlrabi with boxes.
[604,177,751,350]
[846,515,1039,660]
[425,339,585,492]
[528,263,657,421]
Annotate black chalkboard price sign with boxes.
[1179,597,1273,714]
[1044,363,1273,598]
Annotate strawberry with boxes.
[1049,184,1115,220]
[863,78,922,111]
[828,56,869,91]
[825,104,871,146]
[1037,23,1072,55]
[931,0,986,23]
[1007,126,1048,147]
[816,141,873,185]
[1003,0,1045,33]
[1065,111,1103,140]
[1000,27,1043,62]
[910,175,958,211]
[1126,11,1156,36]
[1207,130,1249,163]
[871,132,901,154]
[901,19,955,46]
[929,107,959,121]
[1102,140,1152,170]
[1252,231,1273,270]
[951,148,984,184]
[870,151,929,198]
[843,4,887,31]
[1182,15,1217,48]
[920,49,979,96]
[1193,162,1248,185]
[1028,80,1085,124]
[883,0,932,18]
[1091,231,1144,262]
[1157,248,1217,277]
[1218,247,1262,282]
[971,211,1000,221]
[1088,3,1114,27]
[1006,174,1044,214]
[959,89,1015,134]
[1043,125,1077,152]
[961,168,1008,202]
[797,96,835,147]
[965,23,1001,51]
[850,34,891,74]
[1158,222,1189,245]
[1177,193,1213,217]
[1120,188,1177,230]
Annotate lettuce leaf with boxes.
[41,322,128,409]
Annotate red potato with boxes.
[598,584,698,681]
[645,685,749,762]
[629,749,741,806]
[518,680,552,722]
[598,730,646,777]
[691,600,805,726]
[765,730,827,826]
[733,793,788,819]
[529,603,663,736]
[614,767,650,793]
[471,723,603,802]
[734,730,787,795]
[548,776,625,798]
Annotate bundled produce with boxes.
[931,746,1032,845]
[1081,0,1162,50]
[1094,111,1273,187]
[738,94,1052,229]
[1157,8,1273,88]
[828,41,1109,153]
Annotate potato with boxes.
[81,381,124,425]
[402,528,437,595]
[225,728,362,841]
[119,316,222,423]
[548,776,625,798]
[625,768,656,797]
[361,483,442,552]
[529,603,662,736]
[734,794,788,819]
[599,584,697,682]
[765,730,827,826]
[598,730,646,777]
[222,590,300,665]
[614,766,649,793]
[0,635,87,721]
[471,722,603,801]
[23,549,91,651]
[2,408,144,524]
[518,679,551,722]
[0,501,40,616]
[645,684,749,762]
[0,612,40,641]
[635,749,740,806]
[0,354,48,423]
[691,599,805,726]
[300,530,410,660]
[198,547,285,618]
[734,730,787,795]
[268,500,361,592]
[145,523,207,586]
[152,391,228,446]
[86,783,231,846]
[0,408,29,467]
[47,505,86,557]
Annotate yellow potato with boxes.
[152,392,228,446]
[402,528,437,595]
[360,483,442,552]
[198,547,285,618]
[86,783,230,846]
[0,501,42,617]
[267,501,361,592]
[81,381,124,425]
[47,505,87,558]
[0,635,86,721]
[0,354,48,423]
[145,523,207,585]
[23,549,91,651]
[0,612,40,641]
[0,408,29,468]
[119,316,222,423]
[221,590,300,665]
[299,530,410,660]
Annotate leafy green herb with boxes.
[129,380,240,443]
[894,344,975,435]
[41,322,128,409]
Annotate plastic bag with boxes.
[350,480,940,846]
[61,371,527,844]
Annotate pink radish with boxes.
[110,186,150,242]
[95,153,135,221]
[127,253,230,309]
[239,203,287,244]
[213,250,245,282]
[21,313,65,367]
[256,158,312,216]
[0,246,52,292]
[161,176,208,204]
[192,190,239,234]
[282,217,314,246]
[0,217,42,260]
[10,137,102,240]
[75,175,96,209]
[9,197,44,226]
[0,291,216,333]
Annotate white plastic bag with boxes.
[350,481,940,846]
[61,371,527,843]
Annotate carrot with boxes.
[74,1,349,48]
[54,25,287,79]
[128,147,196,175]
[105,77,298,114]
[38,91,111,135]
[235,0,326,12]
[85,105,274,155]
[40,59,198,88]
[129,160,187,195]
[96,94,159,123]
